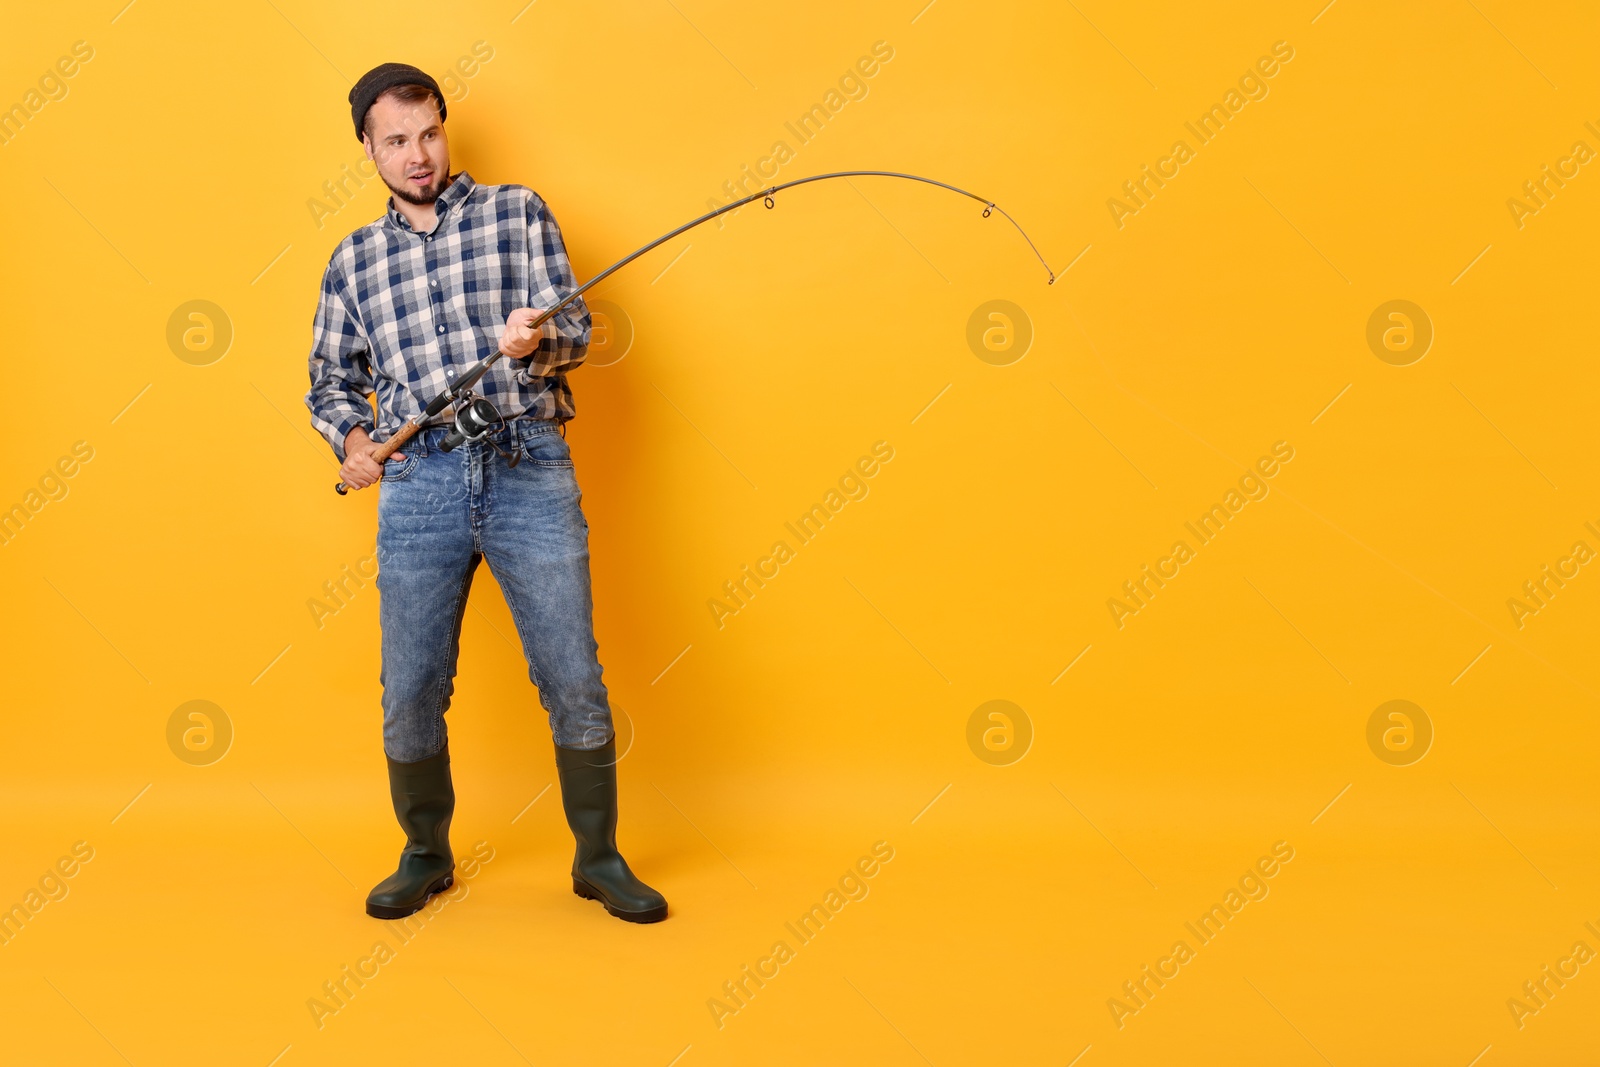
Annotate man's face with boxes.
[363,93,451,206]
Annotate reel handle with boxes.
[333,419,424,495]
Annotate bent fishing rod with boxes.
[335,169,1057,494]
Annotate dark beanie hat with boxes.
[348,62,447,142]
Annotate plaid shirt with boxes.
[304,171,591,461]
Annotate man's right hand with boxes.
[340,426,405,491]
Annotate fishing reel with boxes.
[439,394,498,451]
[438,391,520,467]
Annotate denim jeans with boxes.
[375,418,614,762]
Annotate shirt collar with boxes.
[386,171,477,234]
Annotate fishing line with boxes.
[336,170,1057,494]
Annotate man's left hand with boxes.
[500,308,546,359]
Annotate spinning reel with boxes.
[438,390,519,467]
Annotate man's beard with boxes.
[383,169,452,206]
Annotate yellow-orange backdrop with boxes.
[3,1,1598,1064]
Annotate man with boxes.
[304,62,666,924]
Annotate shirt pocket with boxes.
[459,241,528,337]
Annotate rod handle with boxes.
[332,420,424,495]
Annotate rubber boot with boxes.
[554,737,668,923]
[365,744,456,919]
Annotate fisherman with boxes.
[304,62,666,924]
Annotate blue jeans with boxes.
[375,418,614,762]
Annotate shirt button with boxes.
[430,279,437,287]
[425,235,433,242]
[437,325,445,333]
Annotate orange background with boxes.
[3,1,1598,1063]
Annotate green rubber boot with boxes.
[366,744,456,919]
[554,737,668,923]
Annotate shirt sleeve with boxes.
[514,191,592,382]
[304,256,376,462]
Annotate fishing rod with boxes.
[335,169,1057,494]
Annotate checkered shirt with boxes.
[304,171,591,461]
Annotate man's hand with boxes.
[339,426,405,491]
[499,308,547,359]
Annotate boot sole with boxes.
[366,873,454,919]
[573,877,668,923]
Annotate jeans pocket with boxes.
[381,449,422,483]
[519,423,573,467]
